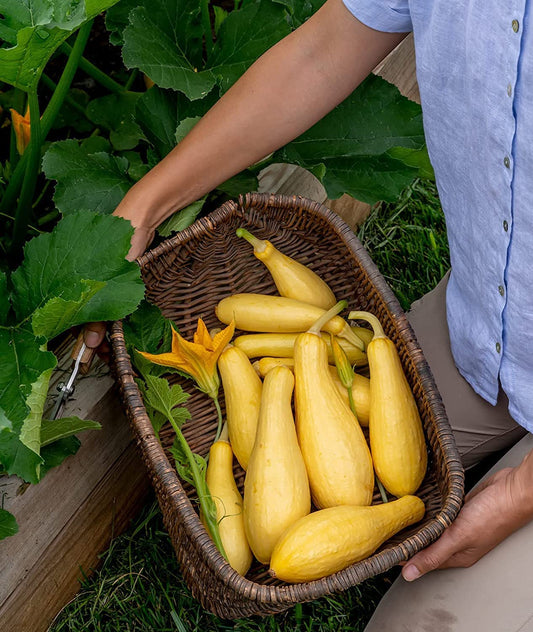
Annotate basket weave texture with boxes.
[110,192,465,619]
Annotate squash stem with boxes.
[219,422,229,442]
[376,476,389,503]
[236,227,266,253]
[338,323,366,350]
[348,310,386,339]
[307,300,347,336]
[213,396,224,443]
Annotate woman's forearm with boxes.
[114,0,407,231]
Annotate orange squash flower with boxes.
[10,105,31,155]
[139,318,235,400]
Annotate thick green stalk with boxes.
[201,0,214,57]
[41,73,91,119]
[2,21,93,222]
[60,42,125,95]
[167,415,227,559]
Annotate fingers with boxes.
[401,527,465,581]
[83,321,107,348]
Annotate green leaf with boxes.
[272,0,325,27]
[387,145,435,180]
[216,170,258,198]
[207,0,291,94]
[105,0,140,46]
[157,198,205,237]
[42,139,134,214]
[273,75,425,203]
[40,435,80,477]
[122,0,213,100]
[86,92,145,151]
[31,279,105,340]
[174,116,200,144]
[40,416,101,446]
[321,153,419,203]
[170,436,207,487]
[0,329,57,426]
[11,211,144,331]
[141,374,191,430]
[122,299,173,354]
[135,87,215,159]
[0,509,18,541]
[51,88,93,133]
[0,0,120,92]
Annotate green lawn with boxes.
[49,178,449,632]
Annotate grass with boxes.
[49,177,449,632]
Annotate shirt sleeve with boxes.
[342,0,412,33]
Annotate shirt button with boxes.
[507,83,513,97]
[498,285,505,296]
[496,342,502,353]
[512,19,520,32]
[503,219,509,231]
[504,155,511,168]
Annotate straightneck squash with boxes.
[236,227,336,309]
[293,304,374,509]
[218,344,262,470]
[243,366,311,564]
[216,294,365,350]
[349,310,427,497]
[205,435,253,576]
[270,495,425,583]
[233,328,371,365]
[252,356,370,427]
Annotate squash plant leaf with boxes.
[122,0,290,100]
[122,299,173,355]
[0,212,144,485]
[0,509,18,540]
[40,417,101,447]
[11,211,144,328]
[206,0,291,94]
[122,0,211,100]
[86,92,145,151]
[42,139,135,214]
[0,0,120,92]
[134,87,216,160]
[273,74,426,202]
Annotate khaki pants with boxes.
[364,272,533,632]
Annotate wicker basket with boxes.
[110,192,464,619]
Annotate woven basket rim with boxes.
[112,191,465,610]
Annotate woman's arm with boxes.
[113,0,407,246]
[83,0,407,349]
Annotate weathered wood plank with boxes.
[0,340,151,632]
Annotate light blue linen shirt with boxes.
[343,0,533,431]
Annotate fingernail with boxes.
[403,564,421,582]
[84,331,100,348]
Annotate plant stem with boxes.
[40,73,91,119]
[167,415,227,559]
[200,0,214,58]
[124,68,139,91]
[60,42,126,94]
[2,21,93,224]
[213,396,224,442]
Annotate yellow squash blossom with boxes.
[10,105,31,155]
[139,318,235,400]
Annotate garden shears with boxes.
[50,333,96,420]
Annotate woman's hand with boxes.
[402,460,533,580]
